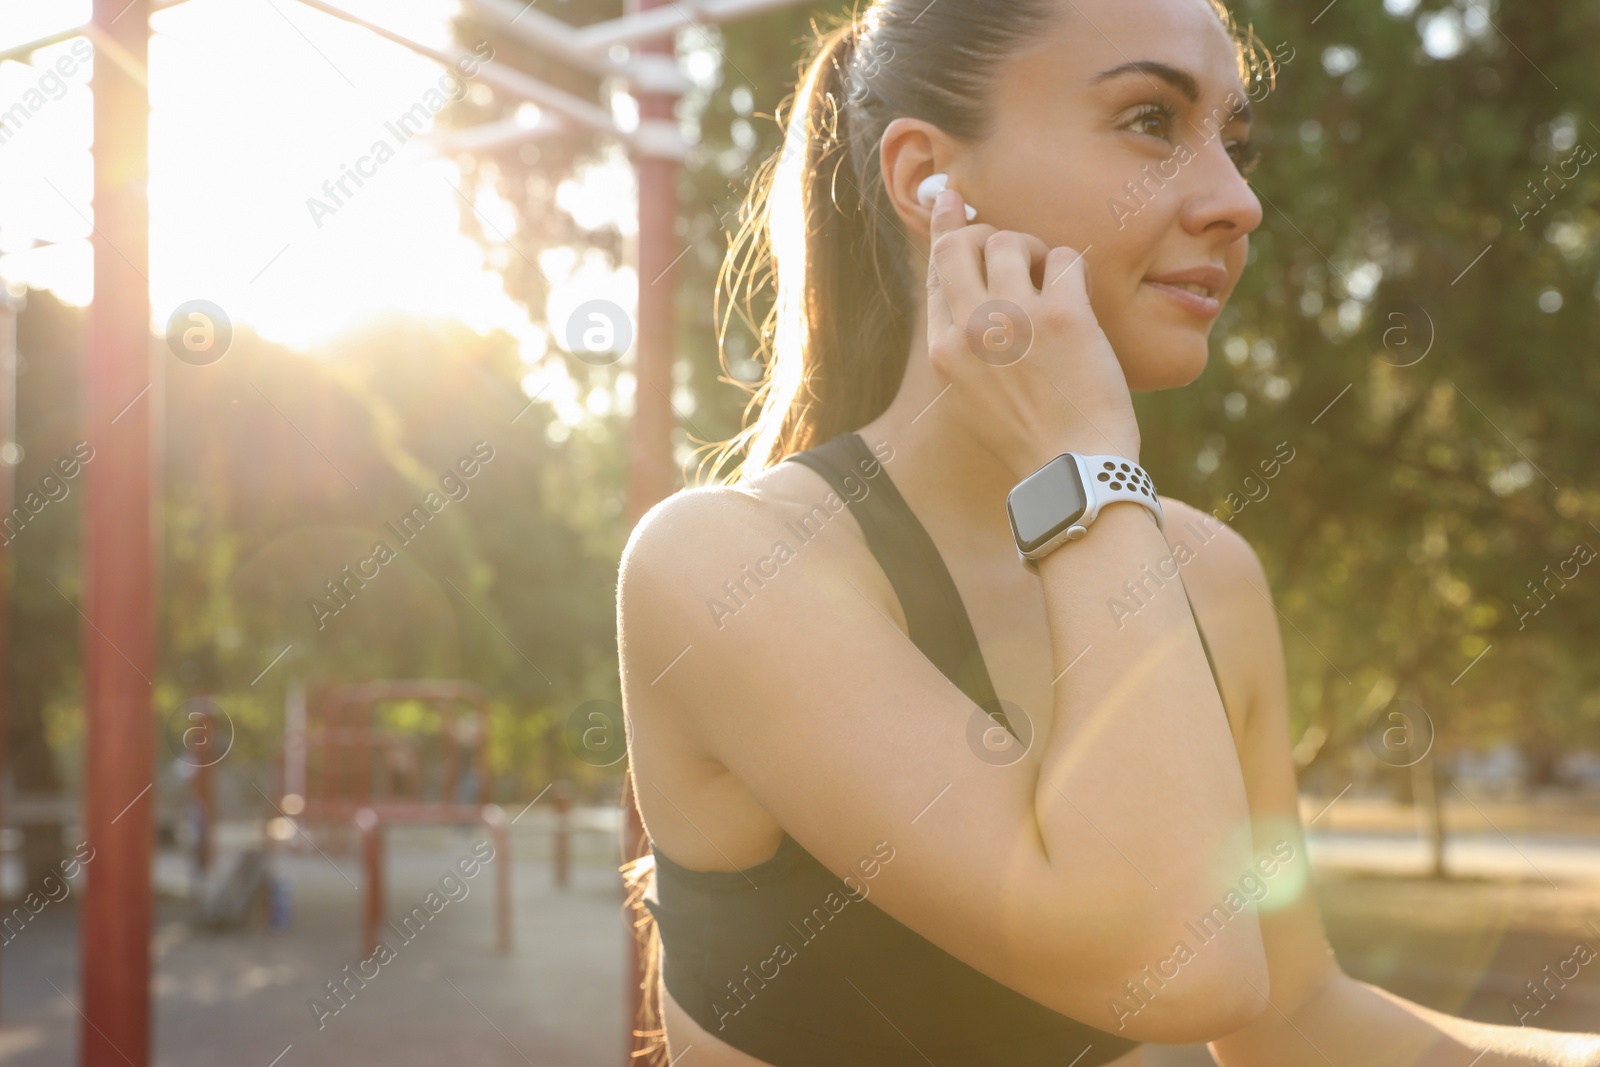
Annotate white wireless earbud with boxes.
[916,172,977,221]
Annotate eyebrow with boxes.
[1091,60,1254,125]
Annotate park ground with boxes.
[1,794,1598,1065]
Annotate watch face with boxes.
[1008,456,1088,551]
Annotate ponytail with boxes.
[620,839,663,1062]
[704,15,912,481]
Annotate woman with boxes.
[617,0,1600,1063]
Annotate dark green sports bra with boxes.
[644,431,1222,1066]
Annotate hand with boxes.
[925,187,1142,479]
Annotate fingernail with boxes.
[934,188,955,209]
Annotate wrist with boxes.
[1011,437,1141,481]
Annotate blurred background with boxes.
[1,0,1598,1063]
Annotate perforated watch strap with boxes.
[1082,455,1163,532]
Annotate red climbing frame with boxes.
[290,679,494,821]
[283,680,510,956]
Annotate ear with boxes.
[880,117,968,239]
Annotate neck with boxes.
[857,316,1019,549]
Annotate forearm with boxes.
[1033,501,1252,898]
[1212,969,1600,1067]
[1024,497,1264,1038]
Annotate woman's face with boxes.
[953,0,1263,390]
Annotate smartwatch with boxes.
[1006,453,1164,572]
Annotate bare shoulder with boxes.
[617,459,899,704]
[618,460,876,603]
[1159,497,1282,734]
[1160,498,1271,595]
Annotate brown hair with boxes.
[701,0,1273,484]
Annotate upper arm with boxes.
[620,486,1251,1036]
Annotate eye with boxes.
[1123,102,1178,142]
[1228,139,1263,176]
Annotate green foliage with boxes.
[10,292,623,805]
[1137,0,1600,773]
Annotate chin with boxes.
[1117,331,1212,392]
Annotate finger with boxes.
[927,190,990,326]
[1043,245,1094,308]
[926,240,954,336]
[983,231,1052,297]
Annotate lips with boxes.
[1144,264,1229,299]
[1143,264,1228,319]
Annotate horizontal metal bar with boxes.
[0,24,87,65]
[570,0,805,56]
[0,0,184,65]
[466,0,690,95]
[283,0,643,149]
[428,113,569,155]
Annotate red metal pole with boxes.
[356,809,382,958]
[625,1,680,1058]
[553,780,571,890]
[192,705,213,876]
[0,288,20,1025]
[441,700,458,802]
[484,805,511,954]
[627,10,679,522]
[80,3,153,1065]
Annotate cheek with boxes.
[973,120,1107,242]
[1102,302,1215,391]
[1225,237,1250,295]
[967,127,1218,391]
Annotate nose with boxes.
[1178,132,1263,239]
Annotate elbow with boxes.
[1092,913,1271,1045]
[1133,962,1270,1045]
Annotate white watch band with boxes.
[1080,455,1164,534]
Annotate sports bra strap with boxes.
[785,433,1003,716]
[784,431,1229,731]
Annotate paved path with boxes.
[2,810,1597,1065]
[1308,828,1600,883]
[2,824,626,1066]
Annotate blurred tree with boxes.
[5,291,86,895]
[1135,0,1600,869]
[159,315,622,794]
[14,294,624,830]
